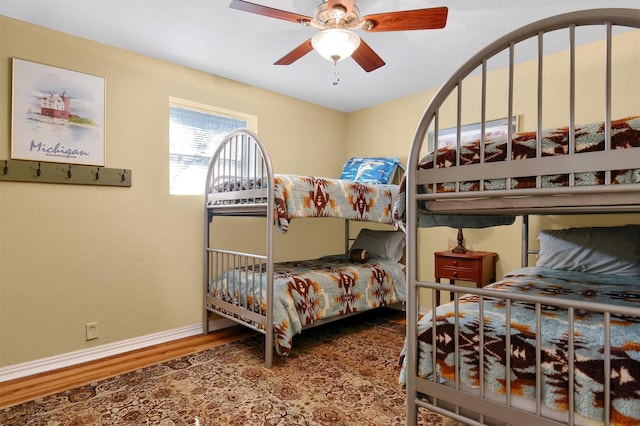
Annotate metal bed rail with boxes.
[204,129,270,207]
[411,281,640,426]
[205,248,268,331]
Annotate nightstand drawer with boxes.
[436,256,478,271]
[437,264,478,281]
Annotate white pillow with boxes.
[537,225,640,277]
[351,229,405,263]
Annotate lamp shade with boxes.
[311,29,361,63]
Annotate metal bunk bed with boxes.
[203,129,406,368]
[402,8,640,426]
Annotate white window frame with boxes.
[169,97,257,195]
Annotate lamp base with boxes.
[451,244,467,254]
[451,228,467,253]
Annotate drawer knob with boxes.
[453,261,458,266]
[453,272,458,277]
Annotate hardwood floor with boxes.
[0,308,406,409]
[0,325,255,409]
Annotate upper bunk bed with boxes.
[203,130,406,367]
[401,8,640,426]
[205,134,400,226]
[395,14,640,222]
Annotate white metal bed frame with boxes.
[405,9,640,426]
[203,129,404,368]
[203,129,277,365]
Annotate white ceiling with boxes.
[1,1,638,112]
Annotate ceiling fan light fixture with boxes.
[311,28,360,63]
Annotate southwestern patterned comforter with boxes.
[423,115,640,191]
[399,267,640,425]
[274,174,398,233]
[210,175,399,232]
[209,255,406,356]
[393,116,640,223]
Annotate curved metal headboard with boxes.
[408,8,640,172]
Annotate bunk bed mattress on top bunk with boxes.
[274,174,398,233]
[394,116,640,220]
[209,255,406,356]
[399,267,640,425]
[424,116,639,189]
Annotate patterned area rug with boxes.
[1,313,448,425]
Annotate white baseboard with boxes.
[0,323,205,382]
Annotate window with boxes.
[169,98,256,195]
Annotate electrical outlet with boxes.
[85,322,98,340]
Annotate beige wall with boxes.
[0,17,347,367]
[1,17,638,370]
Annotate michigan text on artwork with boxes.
[29,140,91,159]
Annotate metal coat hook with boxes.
[0,159,131,186]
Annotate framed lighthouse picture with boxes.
[11,58,105,166]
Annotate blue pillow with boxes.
[537,225,640,277]
[340,157,400,185]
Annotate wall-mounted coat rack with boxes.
[0,159,131,187]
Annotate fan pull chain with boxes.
[332,62,340,86]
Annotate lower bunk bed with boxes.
[204,129,406,367]
[401,8,640,426]
[401,248,640,425]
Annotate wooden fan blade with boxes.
[274,39,314,65]
[362,7,448,32]
[229,0,311,24]
[351,38,385,72]
[328,0,356,15]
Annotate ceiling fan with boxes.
[229,0,448,72]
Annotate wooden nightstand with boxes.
[434,250,498,305]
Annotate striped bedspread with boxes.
[400,267,640,425]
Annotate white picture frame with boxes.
[11,58,105,166]
[429,116,519,151]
